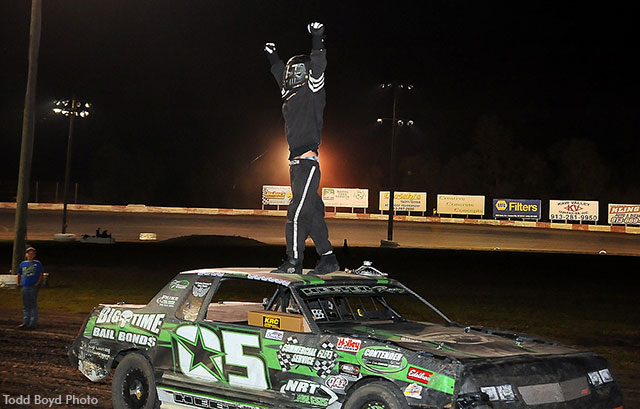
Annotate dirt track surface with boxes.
[0,308,111,409]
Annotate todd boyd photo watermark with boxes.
[3,394,100,407]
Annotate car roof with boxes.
[179,267,396,287]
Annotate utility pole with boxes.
[12,0,42,274]
[378,83,413,248]
[52,98,91,236]
[61,97,76,234]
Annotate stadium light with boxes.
[52,97,91,235]
[376,83,413,247]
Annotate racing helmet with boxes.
[283,55,311,91]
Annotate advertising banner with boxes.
[262,185,292,206]
[493,199,541,220]
[437,194,485,216]
[549,200,598,222]
[379,191,427,212]
[608,204,640,225]
[322,188,368,209]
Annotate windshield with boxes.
[298,283,450,324]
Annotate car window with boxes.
[306,295,396,323]
[202,278,298,323]
[201,278,312,332]
[175,276,215,321]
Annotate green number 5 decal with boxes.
[222,331,268,390]
[174,325,268,390]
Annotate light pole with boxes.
[378,83,413,248]
[53,97,90,235]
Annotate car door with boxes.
[155,275,295,408]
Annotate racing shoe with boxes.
[310,253,339,275]
[271,258,302,274]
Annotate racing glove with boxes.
[308,22,325,50]
[264,42,281,65]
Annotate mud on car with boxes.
[68,263,624,409]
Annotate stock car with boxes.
[68,262,624,409]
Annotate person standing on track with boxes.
[265,22,339,275]
[17,246,44,330]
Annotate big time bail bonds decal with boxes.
[92,306,165,347]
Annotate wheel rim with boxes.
[362,401,387,409]
[122,368,148,409]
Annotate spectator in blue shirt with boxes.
[17,246,44,330]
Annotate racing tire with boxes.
[344,381,409,409]
[112,353,159,409]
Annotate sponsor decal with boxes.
[357,346,407,374]
[277,336,338,378]
[324,375,348,390]
[117,330,157,347]
[264,329,284,341]
[339,363,360,377]
[404,383,423,399]
[192,281,212,297]
[311,308,326,320]
[96,306,165,335]
[171,391,263,409]
[174,325,268,390]
[91,326,157,347]
[280,379,338,407]
[301,285,406,296]
[336,337,362,353]
[246,273,292,287]
[156,294,179,307]
[407,366,433,385]
[169,279,190,290]
[262,315,281,329]
[79,342,111,361]
[92,326,115,340]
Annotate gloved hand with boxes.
[308,22,325,50]
[264,42,277,55]
[307,22,325,36]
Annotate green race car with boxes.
[68,263,623,409]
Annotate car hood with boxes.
[323,321,578,361]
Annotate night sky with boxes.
[1,1,638,209]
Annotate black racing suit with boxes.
[268,45,333,262]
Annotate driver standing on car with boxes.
[265,22,339,275]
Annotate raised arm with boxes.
[307,22,326,89]
[264,42,284,85]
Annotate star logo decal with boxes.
[175,325,226,382]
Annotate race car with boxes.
[68,262,623,409]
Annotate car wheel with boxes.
[112,353,159,409]
[344,381,409,409]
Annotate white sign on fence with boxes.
[322,187,369,209]
[262,185,292,206]
[379,191,427,212]
[437,194,485,216]
[549,200,599,222]
[608,204,640,225]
